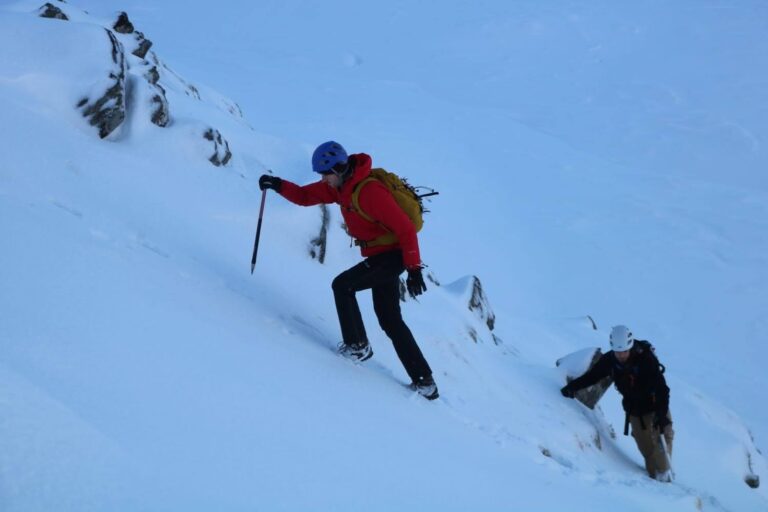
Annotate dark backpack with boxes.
[633,339,666,374]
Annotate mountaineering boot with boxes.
[411,375,439,400]
[338,341,373,362]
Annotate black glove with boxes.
[560,384,576,399]
[259,174,282,192]
[654,411,671,431]
[405,267,427,298]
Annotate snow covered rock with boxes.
[468,276,495,331]
[150,55,203,101]
[112,11,153,58]
[556,347,612,409]
[0,10,127,139]
[108,12,168,127]
[11,2,245,159]
[112,11,134,33]
[38,2,67,20]
[142,65,170,127]
[746,445,761,488]
[204,128,232,166]
[309,204,330,263]
[443,275,502,344]
[149,87,170,127]
[76,29,126,139]
[445,275,496,330]
[746,471,760,488]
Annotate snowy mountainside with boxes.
[1,0,245,166]
[1,2,767,511]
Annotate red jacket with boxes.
[279,153,421,269]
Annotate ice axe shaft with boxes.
[251,189,267,273]
[658,431,675,481]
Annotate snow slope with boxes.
[1,1,767,511]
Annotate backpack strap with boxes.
[350,178,398,248]
[634,339,665,374]
[350,177,378,224]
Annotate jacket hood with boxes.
[340,153,372,195]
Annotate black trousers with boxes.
[332,250,432,382]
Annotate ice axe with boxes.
[250,189,267,273]
[657,432,675,482]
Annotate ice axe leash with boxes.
[250,189,267,274]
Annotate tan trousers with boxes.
[630,411,674,479]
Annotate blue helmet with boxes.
[312,141,348,173]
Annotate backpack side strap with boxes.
[350,177,399,248]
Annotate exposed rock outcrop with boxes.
[556,347,613,409]
[149,87,170,127]
[38,2,68,20]
[152,54,201,100]
[144,66,169,127]
[457,276,503,344]
[228,102,244,119]
[467,276,495,332]
[35,5,237,160]
[103,13,170,130]
[203,128,232,166]
[112,11,135,33]
[76,29,126,139]
[309,205,330,263]
[112,12,153,58]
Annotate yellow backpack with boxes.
[350,168,428,248]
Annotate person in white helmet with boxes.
[560,325,674,482]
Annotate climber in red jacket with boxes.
[259,141,438,400]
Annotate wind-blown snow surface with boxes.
[1,1,767,511]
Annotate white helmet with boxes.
[609,325,635,352]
